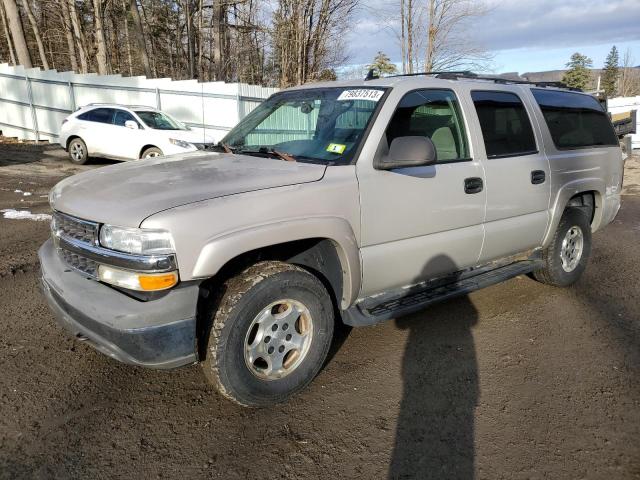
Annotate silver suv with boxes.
[39,73,623,407]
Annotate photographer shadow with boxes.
[389,254,479,480]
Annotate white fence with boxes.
[0,63,278,144]
[608,95,640,149]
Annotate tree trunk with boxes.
[59,0,78,71]
[68,0,88,73]
[121,0,132,75]
[20,0,48,68]
[406,0,413,73]
[128,0,151,77]
[197,0,203,79]
[400,0,406,74]
[2,0,32,67]
[425,0,436,72]
[184,0,195,78]
[0,1,17,65]
[92,0,109,74]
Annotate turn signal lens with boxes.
[98,265,178,292]
[138,273,179,291]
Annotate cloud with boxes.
[477,0,640,51]
[344,0,640,64]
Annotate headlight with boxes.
[169,138,193,149]
[99,225,175,255]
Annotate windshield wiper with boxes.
[235,146,296,162]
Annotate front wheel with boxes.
[533,207,592,287]
[141,147,163,159]
[201,261,335,407]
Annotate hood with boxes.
[51,152,326,227]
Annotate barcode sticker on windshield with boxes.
[337,89,384,102]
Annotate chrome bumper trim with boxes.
[58,235,177,273]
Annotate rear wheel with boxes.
[68,138,88,165]
[201,261,334,407]
[141,147,162,159]
[533,207,592,287]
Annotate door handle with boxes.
[531,170,546,184]
[464,177,483,194]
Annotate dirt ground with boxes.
[0,143,639,479]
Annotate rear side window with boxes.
[386,89,469,162]
[531,89,618,149]
[471,91,537,158]
[78,108,114,124]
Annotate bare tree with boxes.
[20,0,48,68]
[392,0,491,74]
[0,1,17,64]
[59,0,78,71]
[128,0,151,77]
[2,0,32,67]
[272,0,359,87]
[92,0,110,74]
[617,49,640,97]
[68,0,88,72]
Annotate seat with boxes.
[431,126,458,160]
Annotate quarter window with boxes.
[471,91,537,158]
[79,108,114,124]
[386,89,469,162]
[531,89,618,149]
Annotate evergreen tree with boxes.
[562,52,593,90]
[602,46,620,98]
[367,51,398,76]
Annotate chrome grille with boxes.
[60,249,98,277]
[52,212,99,245]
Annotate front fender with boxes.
[192,216,361,309]
[542,177,604,247]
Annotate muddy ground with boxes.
[0,143,639,479]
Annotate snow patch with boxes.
[1,209,52,221]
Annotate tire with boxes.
[141,147,163,159]
[201,261,335,407]
[68,138,89,165]
[532,207,592,287]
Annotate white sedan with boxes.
[59,104,216,164]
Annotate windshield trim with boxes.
[221,86,391,166]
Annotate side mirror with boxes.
[125,120,139,130]
[378,136,437,170]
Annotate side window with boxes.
[471,91,537,158]
[531,89,618,149]
[386,89,469,162]
[113,110,137,127]
[81,108,114,124]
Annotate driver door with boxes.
[357,89,486,298]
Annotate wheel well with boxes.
[66,135,80,151]
[195,238,344,361]
[566,191,598,225]
[139,145,158,158]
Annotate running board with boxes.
[341,259,542,327]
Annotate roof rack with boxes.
[366,70,582,92]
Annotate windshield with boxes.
[221,87,388,165]
[135,111,188,130]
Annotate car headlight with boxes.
[99,225,175,255]
[169,138,193,149]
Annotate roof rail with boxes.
[377,70,582,92]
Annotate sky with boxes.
[343,0,640,75]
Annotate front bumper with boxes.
[39,239,199,369]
